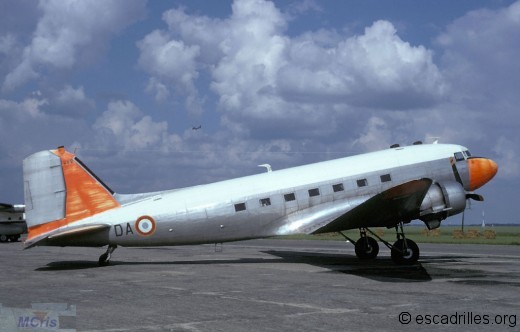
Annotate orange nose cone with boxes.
[469,158,498,190]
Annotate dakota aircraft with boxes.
[22,142,497,266]
[0,203,26,242]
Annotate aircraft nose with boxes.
[468,158,498,190]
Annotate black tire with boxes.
[9,235,20,242]
[0,234,7,243]
[391,239,420,265]
[98,253,110,266]
[355,236,379,260]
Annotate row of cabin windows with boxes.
[234,173,392,212]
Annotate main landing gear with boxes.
[390,224,419,265]
[340,222,420,265]
[353,228,379,260]
[99,245,117,266]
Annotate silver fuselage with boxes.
[69,144,468,247]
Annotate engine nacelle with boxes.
[419,181,466,229]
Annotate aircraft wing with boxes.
[269,178,432,235]
[312,178,432,233]
[0,203,25,213]
[0,203,12,211]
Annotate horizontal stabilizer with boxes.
[25,224,110,249]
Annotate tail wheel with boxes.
[98,253,110,266]
[391,239,419,265]
[355,236,379,260]
[98,245,117,266]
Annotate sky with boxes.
[1,0,519,225]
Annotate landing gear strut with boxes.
[390,223,419,265]
[99,245,117,266]
[340,223,420,265]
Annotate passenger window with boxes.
[234,203,246,212]
[357,179,368,187]
[380,174,391,183]
[308,188,320,197]
[454,152,464,161]
[332,183,344,192]
[284,193,296,202]
[260,198,271,207]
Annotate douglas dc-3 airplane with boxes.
[22,143,497,266]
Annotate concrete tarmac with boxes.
[0,238,519,331]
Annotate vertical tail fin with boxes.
[23,146,120,243]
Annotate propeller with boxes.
[461,193,485,232]
[466,193,484,201]
[461,206,465,233]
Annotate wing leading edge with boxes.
[0,203,25,214]
[267,178,433,236]
[312,178,433,234]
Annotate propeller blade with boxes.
[466,193,484,201]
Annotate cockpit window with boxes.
[463,150,472,157]
[454,152,465,161]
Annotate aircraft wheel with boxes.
[0,234,8,243]
[391,239,419,265]
[98,253,110,266]
[355,236,379,260]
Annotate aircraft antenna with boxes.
[258,164,272,173]
[426,136,440,144]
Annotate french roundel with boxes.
[135,216,156,236]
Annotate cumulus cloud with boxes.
[41,85,95,117]
[0,96,47,121]
[138,0,445,142]
[436,1,520,109]
[137,30,202,113]
[84,99,308,193]
[351,116,392,151]
[0,94,91,179]
[210,0,289,113]
[93,100,180,151]
[3,0,146,92]
[431,0,520,169]
[278,21,445,109]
